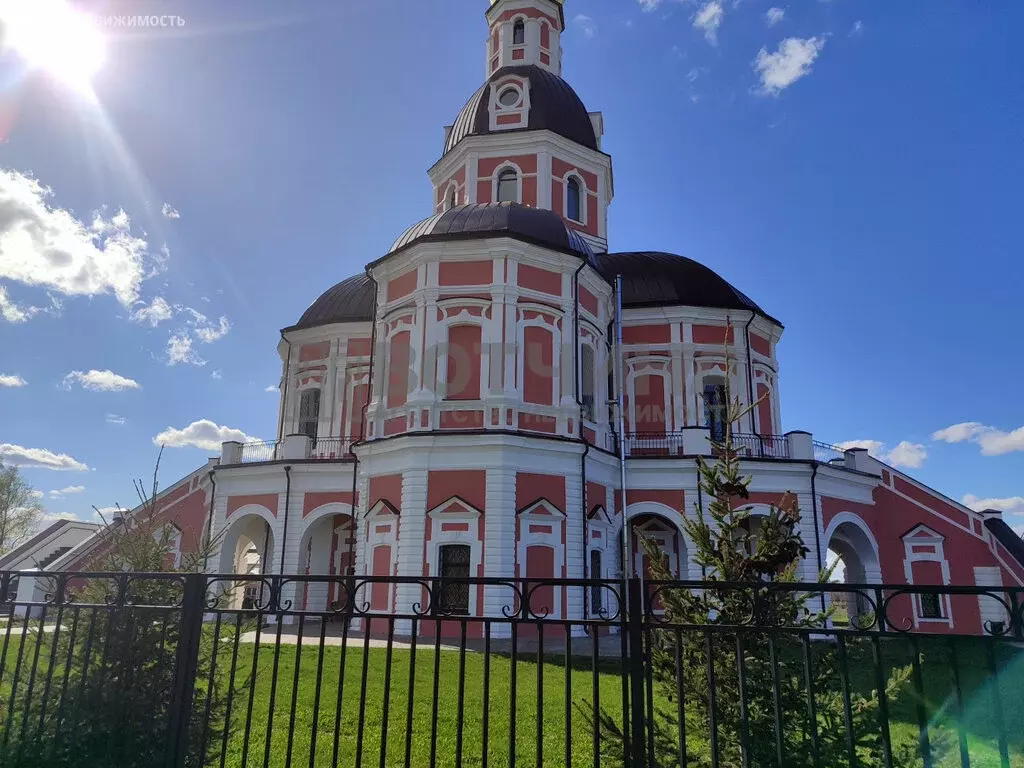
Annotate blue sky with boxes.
[0,0,1021,530]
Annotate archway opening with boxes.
[629,513,686,580]
[826,520,881,628]
[217,513,275,610]
[296,511,354,613]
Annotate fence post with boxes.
[626,577,647,768]
[165,573,206,768]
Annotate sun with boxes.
[0,0,106,94]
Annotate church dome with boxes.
[385,202,594,261]
[444,65,599,155]
[595,251,782,325]
[288,273,375,331]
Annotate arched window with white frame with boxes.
[497,168,519,203]
[298,388,321,440]
[445,185,458,211]
[580,343,596,421]
[512,19,525,45]
[566,176,583,223]
[701,374,728,442]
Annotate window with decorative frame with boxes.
[512,19,525,45]
[566,176,583,223]
[581,344,596,420]
[298,388,321,441]
[497,169,519,203]
[438,544,471,615]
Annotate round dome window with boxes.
[498,86,521,107]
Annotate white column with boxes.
[332,339,348,437]
[682,325,697,427]
[564,467,585,632]
[499,22,513,67]
[537,152,552,210]
[484,468,516,637]
[525,19,541,65]
[669,323,684,431]
[394,469,428,635]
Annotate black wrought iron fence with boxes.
[0,571,1022,767]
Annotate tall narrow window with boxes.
[513,20,525,45]
[919,593,943,619]
[581,344,596,420]
[703,379,727,442]
[299,389,321,441]
[497,169,518,203]
[446,186,457,210]
[590,549,603,613]
[438,544,471,615]
[567,177,582,222]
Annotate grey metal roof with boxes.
[595,251,782,326]
[444,65,599,155]
[385,202,595,262]
[288,273,375,331]
[985,517,1024,569]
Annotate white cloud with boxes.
[693,1,724,44]
[0,286,62,324]
[765,7,785,26]
[153,419,256,451]
[574,14,597,39]
[62,369,140,392]
[962,494,1024,517]
[192,315,230,343]
[932,422,1024,456]
[754,36,826,95]
[161,203,180,220]
[850,20,864,36]
[48,485,85,499]
[0,443,88,471]
[167,333,205,367]
[130,296,173,327]
[265,385,278,393]
[211,369,223,380]
[884,441,928,469]
[105,413,127,425]
[835,439,928,469]
[0,374,26,387]
[0,169,153,308]
[687,66,709,82]
[638,0,662,10]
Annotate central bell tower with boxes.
[429,0,613,253]
[486,0,565,76]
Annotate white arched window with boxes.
[702,376,727,442]
[497,169,519,203]
[298,388,321,441]
[566,177,582,222]
[513,19,525,45]
[580,344,596,420]
[445,186,458,210]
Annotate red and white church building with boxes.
[34,0,1024,634]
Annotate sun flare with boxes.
[1,0,106,93]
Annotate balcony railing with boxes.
[813,440,846,464]
[621,432,793,459]
[229,437,356,465]
[238,440,281,464]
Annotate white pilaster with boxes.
[394,470,428,634]
[484,468,516,636]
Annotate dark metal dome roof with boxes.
[444,65,599,155]
[595,251,781,326]
[288,273,375,331]
[386,202,594,261]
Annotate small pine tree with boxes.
[586,335,922,768]
[0,451,244,768]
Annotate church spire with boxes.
[485,0,565,77]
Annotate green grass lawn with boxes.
[2,617,1024,767]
